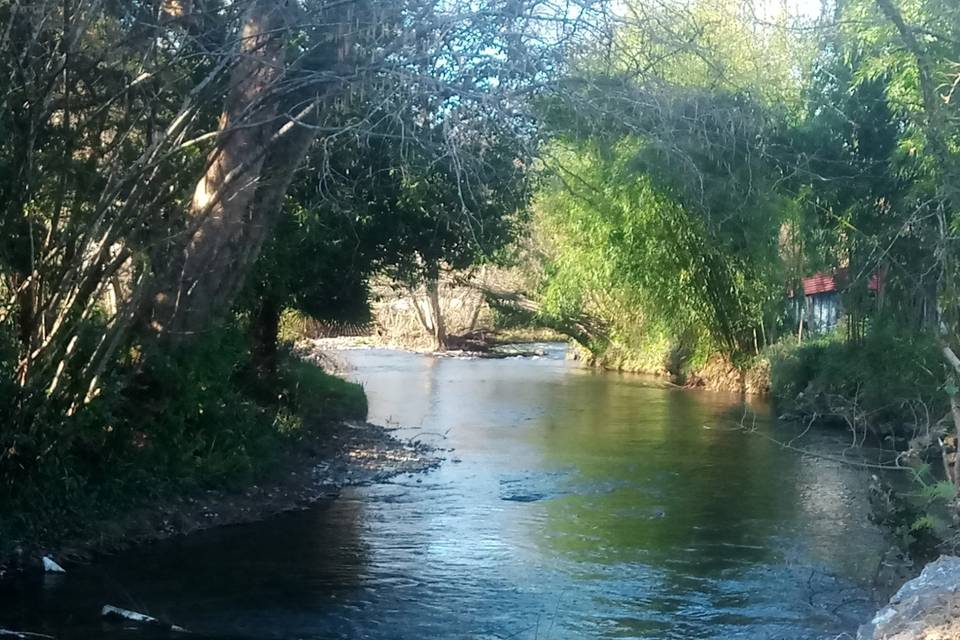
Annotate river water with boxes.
[1,345,891,639]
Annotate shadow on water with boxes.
[0,498,369,639]
[1,344,888,639]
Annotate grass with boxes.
[487,326,567,344]
[767,325,946,436]
[279,357,368,423]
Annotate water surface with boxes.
[1,345,888,639]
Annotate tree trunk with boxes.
[425,277,447,351]
[465,266,487,333]
[251,296,282,376]
[151,0,295,340]
[466,291,484,333]
[943,347,960,487]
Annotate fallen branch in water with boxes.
[463,282,606,348]
[736,404,914,472]
[409,428,451,443]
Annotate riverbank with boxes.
[302,333,775,396]
[859,555,960,639]
[570,343,772,394]
[1,420,442,575]
[299,333,559,360]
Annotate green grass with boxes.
[279,357,367,422]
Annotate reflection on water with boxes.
[0,345,888,639]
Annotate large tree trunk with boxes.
[151,0,309,340]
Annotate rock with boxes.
[858,555,960,639]
[101,605,188,633]
[0,629,55,639]
[41,556,65,574]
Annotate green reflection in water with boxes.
[534,375,794,565]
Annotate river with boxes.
[1,344,891,639]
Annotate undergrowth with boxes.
[768,325,946,437]
[0,319,367,558]
[769,324,960,559]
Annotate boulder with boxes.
[41,557,65,574]
[858,555,960,639]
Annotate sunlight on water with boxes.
[0,345,889,639]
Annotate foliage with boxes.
[0,0,574,477]
[524,0,811,373]
[0,319,366,552]
[614,0,813,111]
[869,472,951,559]
[242,107,532,357]
[532,128,784,373]
[830,0,960,336]
[768,325,946,434]
[277,356,368,424]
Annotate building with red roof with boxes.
[794,268,881,335]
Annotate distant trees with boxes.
[0,0,581,381]
[385,129,530,351]
[851,0,960,481]
[243,107,529,363]
[526,0,805,370]
[784,0,960,341]
[524,0,960,381]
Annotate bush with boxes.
[0,319,368,553]
[768,325,946,435]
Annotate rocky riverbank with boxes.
[1,421,442,576]
[859,556,960,639]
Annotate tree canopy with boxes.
[5,0,960,536]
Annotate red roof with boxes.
[801,268,880,296]
[802,272,838,295]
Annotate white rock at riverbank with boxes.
[858,555,960,639]
[41,557,64,573]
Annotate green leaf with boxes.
[921,481,957,501]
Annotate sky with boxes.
[752,0,827,21]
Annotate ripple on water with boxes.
[0,348,890,639]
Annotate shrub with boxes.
[0,318,369,553]
[768,325,946,435]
